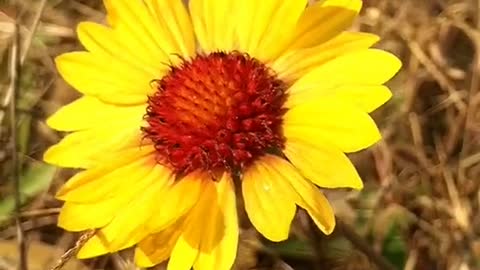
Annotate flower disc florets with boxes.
[143,52,287,174]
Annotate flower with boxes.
[44,0,401,269]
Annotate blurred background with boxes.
[1,0,479,269]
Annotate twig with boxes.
[457,0,480,171]
[111,253,130,270]
[402,36,467,113]
[0,208,61,223]
[1,216,58,238]
[5,2,49,268]
[50,230,96,270]
[337,220,397,270]
[17,207,61,218]
[0,0,49,124]
[404,248,418,270]
[10,23,27,270]
[20,0,48,65]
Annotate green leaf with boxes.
[382,223,407,270]
[265,238,315,259]
[0,163,56,223]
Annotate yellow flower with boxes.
[44,0,401,269]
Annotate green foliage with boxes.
[381,222,408,269]
[0,163,56,223]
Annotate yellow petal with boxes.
[58,199,122,231]
[288,49,402,96]
[292,183,336,235]
[47,96,145,132]
[242,159,296,241]
[43,120,142,169]
[146,171,205,233]
[55,52,151,104]
[55,147,155,202]
[103,0,182,62]
[286,84,392,113]
[77,233,109,259]
[77,22,161,76]
[189,0,236,52]
[167,181,216,270]
[135,220,184,267]
[287,0,362,50]
[93,169,173,251]
[167,231,199,270]
[194,173,238,270]
[329,85,392,113]
[262,155,336,235]
[236,0,308,62]
[142,174,239,270]
[144,0,196,58]
[253,0,309,61]
[283,96,382,153]
[284,139,363,189]
[58,163,171,233]
[273,32,379,81]
[78,229,141,259]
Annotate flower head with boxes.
[45,0,401,269]
[143,51,287,174]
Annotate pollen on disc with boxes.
[143,52,287,174]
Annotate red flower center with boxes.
[143,52,287,174]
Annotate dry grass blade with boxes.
[19,0,48,65]
[8,22,26,270]
[49,230,96,270]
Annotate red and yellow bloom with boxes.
[45,0,401,269]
